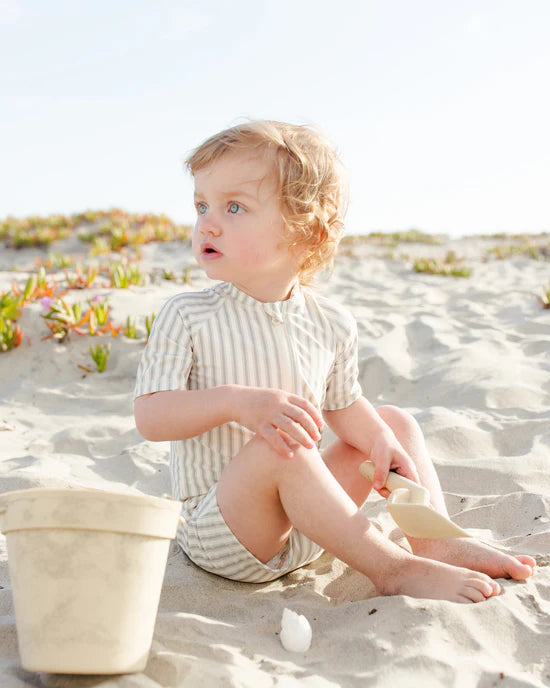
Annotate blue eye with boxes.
[229,202,242,214]
[196,203,206,215]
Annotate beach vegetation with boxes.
[46,253,74,270]
[89,237,112,256]
[89,343,111,373]
[0,291,23,321]
[1,289,29,353]
[11,268,60,304]
[145,313,156,342]
[108,260,147,288]
[88,297,122,338]
[41,295,122,341]
[413,253,471,277]
[76,210,191,253]
[64,264,100,289]
[0,317,23,352]
[41,297,90,341]
[1,209,192,254]
[538,286,550,309]
[341,229,444,247]
[124,316,138,339]
[337,246,358,258]
[1,215,73,248]
[472,231,549,241]
[183,267,193,285]
[486,241,550,261]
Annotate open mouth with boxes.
[201,244,222,258]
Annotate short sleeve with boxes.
[323,312,362,410]
[133,296,193,399]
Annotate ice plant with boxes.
[89,342,111,372]
[109,260,146,288]
[0,291,23,321]
[90,237,111,256]
[12,267,59,304]
[85,297,122,338]
[0,317,23,352]
[413,258,471,277]
[145,313,156,342]
[124,316,138,339]
[41,297,90,341]
[539,286,550,309]
[64,264,99,289]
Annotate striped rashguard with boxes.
[134,281,362,582]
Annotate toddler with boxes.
[134,120,535,602]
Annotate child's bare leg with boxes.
[216,434,502,603]
[369,405,536,580]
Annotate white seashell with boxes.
[280,608,312,652]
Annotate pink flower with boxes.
[40,296,54,310]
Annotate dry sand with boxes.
[1,234,549,687]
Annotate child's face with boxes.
[192,150,300,299]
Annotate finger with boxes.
[260,423,295,458]
[289,395,324,430]
[277,412,319,448]
[391,452,420,484]
[284,403,323,441]
[276,428,300,451]
[373,463,390,491]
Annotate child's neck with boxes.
[230,277,299,303]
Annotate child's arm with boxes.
[135,388,234,441]
[322,396,420,494]
[134,385,323,458]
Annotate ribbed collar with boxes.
[218,281,306,317]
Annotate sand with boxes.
[1,233,549,687]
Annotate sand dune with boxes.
[1,233,549,686]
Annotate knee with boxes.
[376,405,419,434]
[248,433,320,472]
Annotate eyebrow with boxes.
[193,190,257,202]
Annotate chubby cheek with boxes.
[191,229,201,262]
[237,243,268,269]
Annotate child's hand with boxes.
[234,387,324,458]
[369,427,420,498]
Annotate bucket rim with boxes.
[0,487,182,512]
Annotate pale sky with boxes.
[1,0,549,237]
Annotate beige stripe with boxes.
[135,283,362,503]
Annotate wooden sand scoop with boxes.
[359,461,472,539]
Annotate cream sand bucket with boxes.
[0,487,182,675]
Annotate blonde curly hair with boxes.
[184,119,349,286]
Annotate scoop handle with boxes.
[359,461,420,492]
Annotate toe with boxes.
[509,557,535,580]
[470,576,501,598]
[463,586,487,603]
[490,580,502,596]
[516,554,536,569]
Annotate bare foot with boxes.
[379,556,502,603]
[408,536,536,580]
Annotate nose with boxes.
[197,210,222,237]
